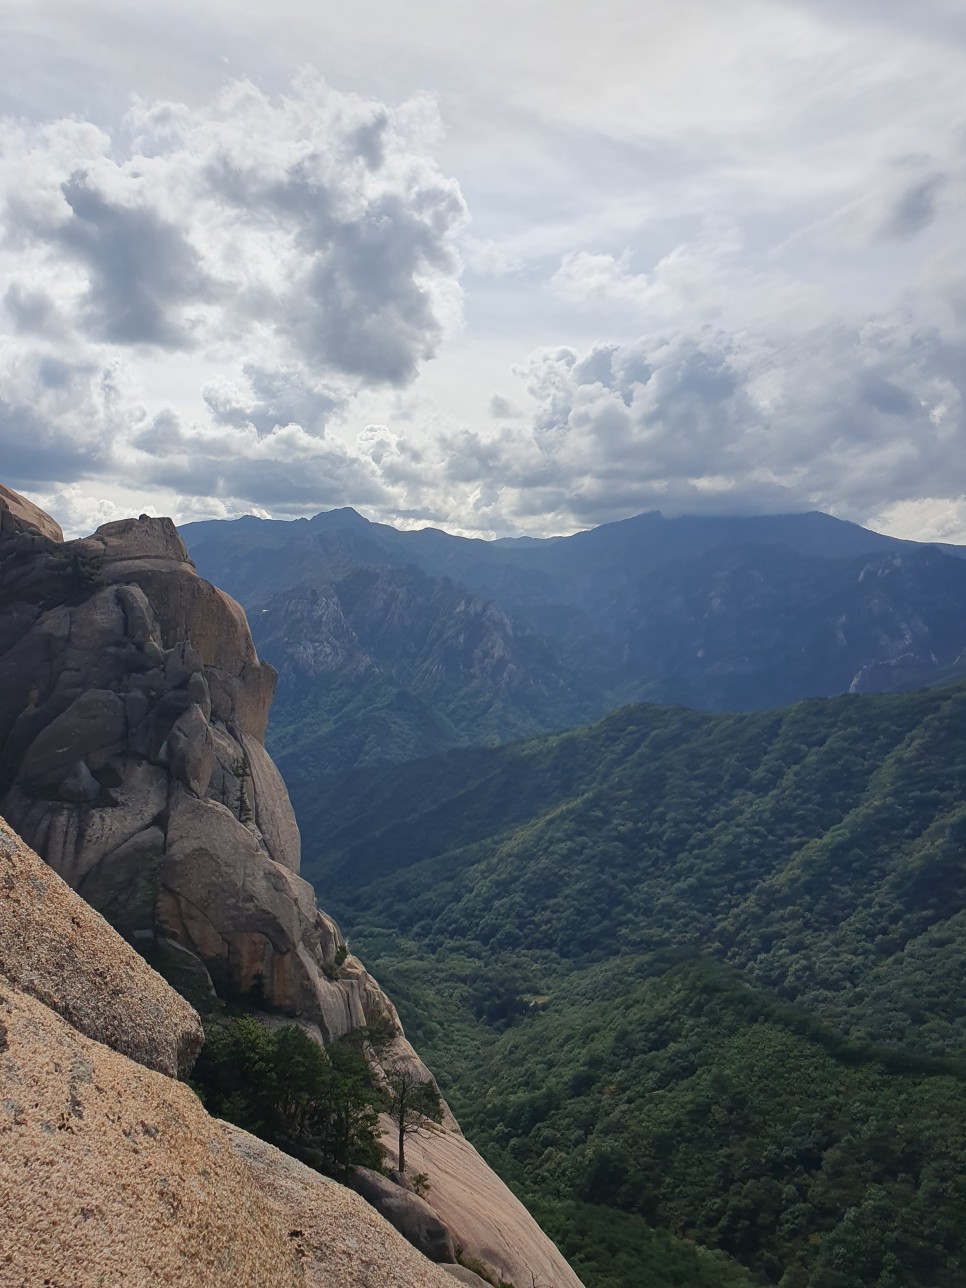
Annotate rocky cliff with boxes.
[0,487,413,1053]
[0,814,467,1288]
[0,484,584,1288]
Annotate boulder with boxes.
[346,1166,457,1263]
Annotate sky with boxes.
[1,0,965,541]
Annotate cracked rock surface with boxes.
[0,495,416,1057]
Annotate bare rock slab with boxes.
[0,983,303,1288]
[0,814,201,1078]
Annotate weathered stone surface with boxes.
[0,497,428,1059]
[0,815,201,1078]
[163,701,215,797]
[3,758,170,892]
[0,984,303,1288]
[440,1267,493,1287]
[384,1114,586,1288]
[20,688,127,789]
[0,480,64,542]
[243,731,301,872]
[0,812,460,1288]
[60,758,100,803]
[0,490,586,1288]
[223,1124,460,1288]
[346,1167,457,1263]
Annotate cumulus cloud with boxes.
[408,307,966,536]
[0,72,466,511]
[2,5,965,543]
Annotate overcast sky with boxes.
[2,0,965,540]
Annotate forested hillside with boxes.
[300,684,966,1287]
[183,510,966,1287]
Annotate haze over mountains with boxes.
[183,507,966,797]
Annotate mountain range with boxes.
[182,508,966,806]
[181,503,966,1287]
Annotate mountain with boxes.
[251,563,596,790]
[181,508,966,800]
[0,483,582,1288]
[297,684,966,1288]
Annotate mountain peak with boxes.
[309,506,371,529]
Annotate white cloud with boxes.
[0,72,466,500]
[399,307,966,537]
[1,1,965,543]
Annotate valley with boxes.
[183,508,966,1288]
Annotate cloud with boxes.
[877,170,948,241]
[55,171,213,348]
[489,394,525,420]
[202,366,343,437]
[126,409,387,510]
[412,308,966,535]
[0,71,467,511]
[2,5,965,543]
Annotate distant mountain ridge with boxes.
[182,508,966,795]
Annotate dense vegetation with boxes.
[192,1017,385,1174]
[297,684,966,1287]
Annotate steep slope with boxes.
[0,486,584,1288]
[299,684,966,1287]
[0,815,464,1288]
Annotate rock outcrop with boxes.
[0,815,201,1078]
[385,1120,587,1288]
[1,980,304,1288]
[0,481,64,543]
[0,489,585,1288]
[345,1167,457,1263]
[0,499,418,1061]
[0,815,464,1288]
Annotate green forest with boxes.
[295,683,966,1287]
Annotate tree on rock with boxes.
[384,1064,443,1174]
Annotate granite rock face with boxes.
[345,1166,457,1263]
[223,1125,460,1288]
[0,491,586,1288]
[0,816,459,1288]
[386,1116,588,1288]
[0,481,64,543]
[0,814,201,1078]
[0,981,305,1288]
[0,494,415,1054]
